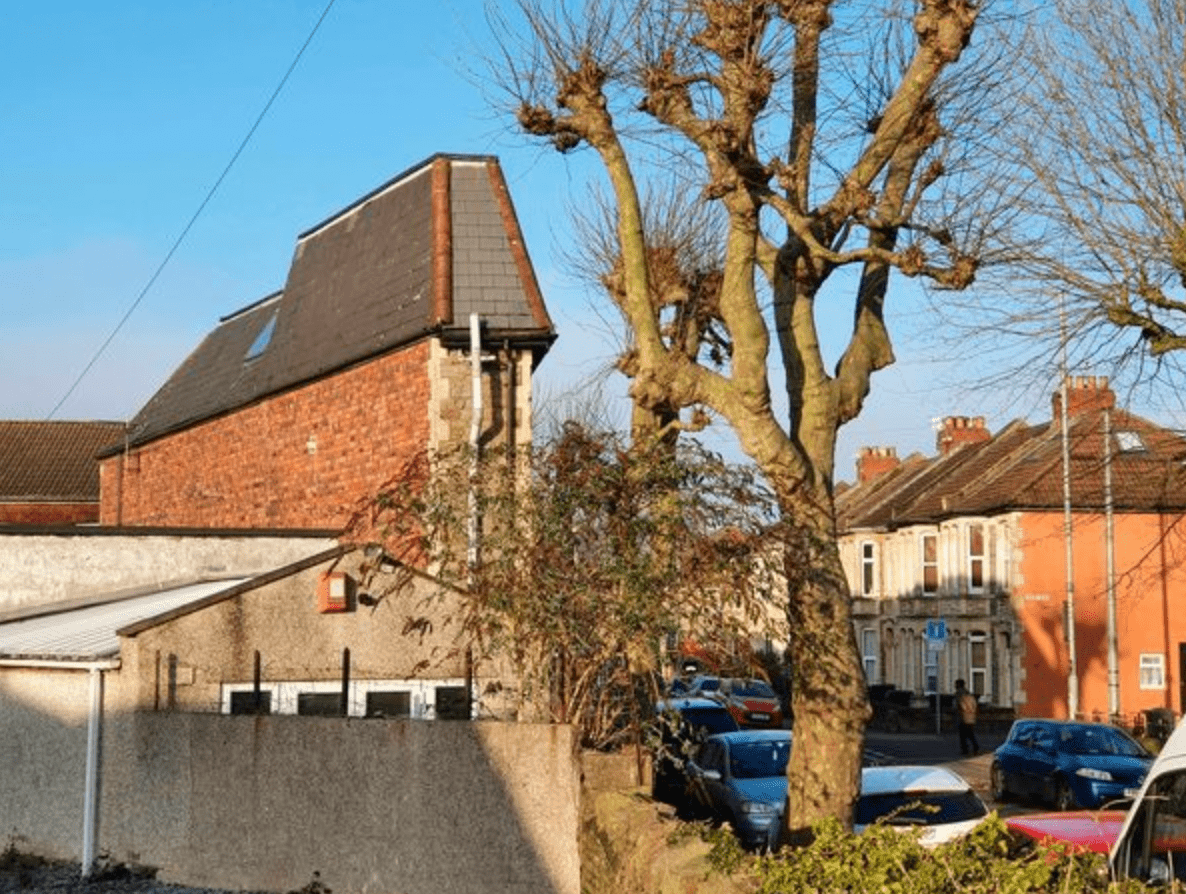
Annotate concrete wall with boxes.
[116,550,520,720]
[0,667,96,860]
[0,672,580,894]
[101,713,580,894]
[0,531,336,612]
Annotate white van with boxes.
[1110,717,1186,883]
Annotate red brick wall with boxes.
[100,343,431,530]
[0,503,99,525]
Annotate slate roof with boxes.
[838,407,1186,532]
[114,154,555,451]
[0,421,124,502]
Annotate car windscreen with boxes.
[729,740,791,779]
[731,680,777,698]
[1060,726,1149,757]
[681,708,739,736]
[854,790,987,826]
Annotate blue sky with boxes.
[1,1,1050,479]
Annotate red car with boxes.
[715,677,784,729]
[1006,810,1128,854]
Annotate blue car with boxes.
[686,729,791,849]
[689,731,988,851]
[650,696,740,804]
[991,719,1153,810]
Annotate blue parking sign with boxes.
[926,619,947,641]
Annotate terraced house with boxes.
[839,377,1186,722]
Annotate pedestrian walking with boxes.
[954,678,979,756]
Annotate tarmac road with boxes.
[862,729,1057,818]
[863,729,1005,806]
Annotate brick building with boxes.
[839,377,1186,722]
[0,421,124,525]
[98,154,555,529]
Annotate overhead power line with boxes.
[49,0,337,420]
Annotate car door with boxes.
[1024,723,1060,800]
[1009,721,1046,797]
[1001,721,1034,796]
[688,740,726,814]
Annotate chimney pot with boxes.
[937,415,992,455]
[856,446,900,483]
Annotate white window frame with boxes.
[861,629,879,682]
[923,643,938,696]
[1140,654,1166,690]
[968,631,988,699]
[861,541,876,596]
[222,682,280,714]
[220,678,473,718]
[967,523,985,593]
[921,532,939,595]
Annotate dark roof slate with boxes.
[118,154,555,450]
[0,421,124,501]
[839,408,1186,532]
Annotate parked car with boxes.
[686,729,792,850]
[716,677,784,729]
[684,674,723,698]
[650,696,740,804]
[1006,810,1128,854]
[854,766,990,847]
[1001,714,1186,884]
[687,729,984,851]
[991,719,1153,810]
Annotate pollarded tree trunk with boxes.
[777,492,869,841]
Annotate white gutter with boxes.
[0,658,120,670]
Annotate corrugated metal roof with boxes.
[0,579,248,663]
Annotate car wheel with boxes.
[1053,777,1075,811]
[990,763,1009,802]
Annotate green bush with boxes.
[698,814,1155,894]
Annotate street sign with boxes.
[925,619,947,650]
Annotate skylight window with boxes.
[1116,430,1146,453]
[245,311,278,362]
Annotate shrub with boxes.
[701,814,1152,894]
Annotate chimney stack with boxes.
[856,446,900,483]
[1052,375,1115,422]
[937,416,991,456]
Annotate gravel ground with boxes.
[0,855,294,894]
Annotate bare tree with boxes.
[486,0,1011,836]
[963,0,1186,399]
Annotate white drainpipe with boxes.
[81,665,104,877]
[468,313,482,575]
[0,658,118,878]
